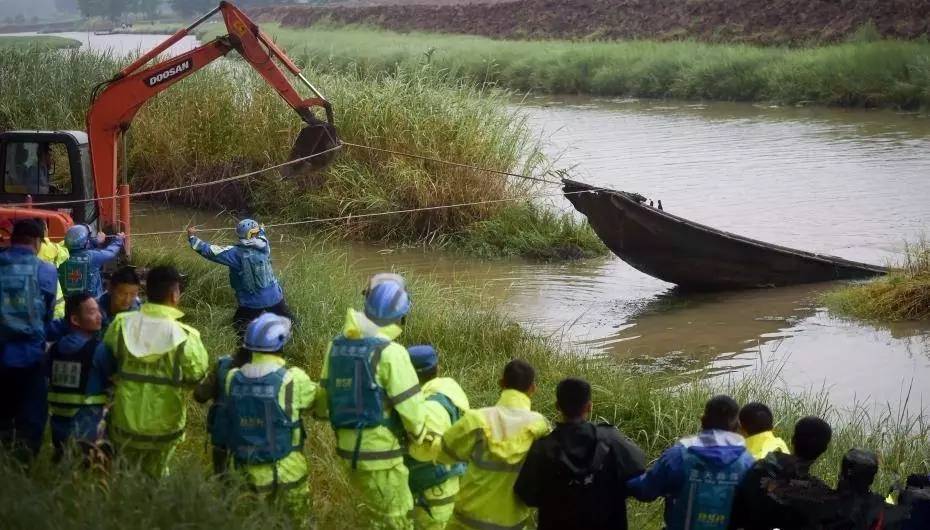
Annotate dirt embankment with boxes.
[254,0,930,44]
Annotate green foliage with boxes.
[0,48,603,259]
[0,36,81,50]
[169,0,213,17]
[2,245,926,529]
[77,0,130,21]
[824,239,930,321]
[244,24,930,109]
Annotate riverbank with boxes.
[2,245,928,528]
[0,35,80,50]
[255,0,930,45]
[825,240,930,321]
[238,24,930,109]
[0,47,604,260]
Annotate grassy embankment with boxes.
[238,23,930,109]
[2,247,928,529]
[824,240,930,321]
[0,35,80,50]
[0,47,604,260]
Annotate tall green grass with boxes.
[241,24,930,109]
[0,47,604,259]
[824,239,930,321]
[3,244,925,529]
[0,36,81,50]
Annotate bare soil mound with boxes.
[254,0,930,44]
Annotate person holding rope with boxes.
[187,219,294,338]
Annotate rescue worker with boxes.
[103,265,208,478]
[47,293,113,465]
[900,473,930,530]
[224,314,316,518]
[405,345,470,530]
[728,416,833,530]
[514,377,647,530]
[59,224,124,298]
[738,402,790,459]
[35,218,68,319]
[193,346,251,475]
[627,395,755,530]
[97,266,142,331]
[186,220,293,338]
[438,359,550,530]
[0,220,58,460]
[316,273,427,530]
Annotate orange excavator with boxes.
[0,1,338,254]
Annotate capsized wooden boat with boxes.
[563,179,887,290]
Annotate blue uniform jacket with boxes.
[47,331,115,443]
[627,429,755,530]
[63,236,124,298]
[188,232,283,309]
[0,246,58,368]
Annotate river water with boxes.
[13,32,930,410]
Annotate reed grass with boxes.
[824,239,930,321]
[0,47,605,259]
[0,36,81,50]
[4,244,925,529]
[243,24,930,109]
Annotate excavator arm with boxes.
[87,1,337,248]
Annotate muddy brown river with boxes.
[11,32,930,409]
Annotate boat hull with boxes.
[563,180,886,290]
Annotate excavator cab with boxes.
[0,130,95,244]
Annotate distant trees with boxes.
[77,0,131,20]
[169,0,213,17]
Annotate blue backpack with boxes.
[60,252,93,296]
[206,356,235,448]
[405,393,467,495]
[671,449,747,530]
[227,367,303,464]
[234,246,277,294]
[0,251,44,341]
[325,335,400,468]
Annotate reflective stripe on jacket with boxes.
[188,234,283,309]
[439,389,549,530]
[47,331,113,418]
[316,309,426,471]
[104,303,208,448]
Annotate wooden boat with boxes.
[563,179,887,290]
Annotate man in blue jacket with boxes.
[187,219,293,337]
[627,395,755,530]
[47,293,114,464]
[59,225,124,298]
[0,220,59,460]
[96,266,141,331]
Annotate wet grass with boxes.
[0,47,605,260]
[243,24,930,109]
[0,36,81,50]
[824,240,930,321]
[3,245,927,529]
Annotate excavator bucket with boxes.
[284,116,339,177]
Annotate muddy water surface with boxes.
[53,32,930,410]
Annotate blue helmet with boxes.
[408,345,438,374]
[236,218,260,240]
[64,224,91,250]
[244,313,293,353]
[364,276,410,326]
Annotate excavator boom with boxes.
[87,1,338,251]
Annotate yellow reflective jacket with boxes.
[439,389,550,530]
[744,430,791,460]
[225,353,317,490]
[407,377,471,505]
[104,303,209,449]
[38,238,68,318]
[316,309,426,470]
